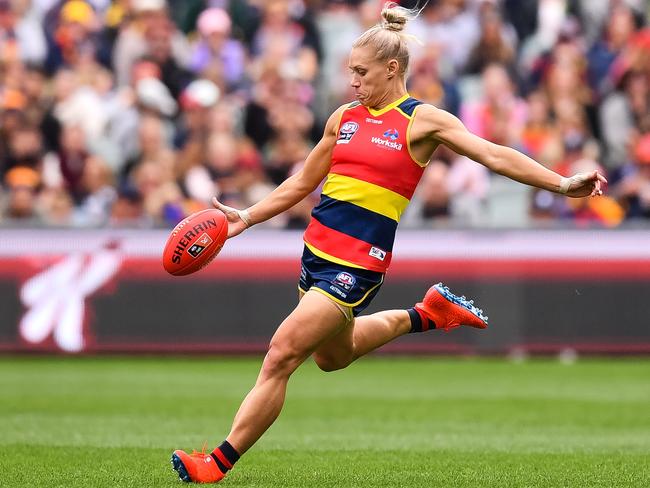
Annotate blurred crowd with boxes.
[0,0,649,229]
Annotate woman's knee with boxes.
[261,343,306,378]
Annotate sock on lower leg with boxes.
[210,440,240,474]
[407,307,435,333]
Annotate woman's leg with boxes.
[226,290,350,454]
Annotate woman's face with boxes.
[348,45,393,107]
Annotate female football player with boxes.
[171,3,605,483]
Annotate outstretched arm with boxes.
[420,105,607,197]
[213,105,345,238]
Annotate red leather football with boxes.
[162,209,228,276]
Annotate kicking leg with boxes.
[312,283,488,371]
[312,309,410,371]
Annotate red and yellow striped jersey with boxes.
[303,94,426,273]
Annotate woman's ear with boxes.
[387,59,399,78]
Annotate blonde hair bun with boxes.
[380,2,415,32]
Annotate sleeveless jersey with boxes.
[303,94,426,273]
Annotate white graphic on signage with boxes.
[19,244,122,352]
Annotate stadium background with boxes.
[0,1,649,486]
[0,0,649,353]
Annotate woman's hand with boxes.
[212,198,251,238]
[561,171,608,198]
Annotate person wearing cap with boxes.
[189,8,245,90]
[44,0,100,73]
[1,166,43,223]
[175,78,220,172]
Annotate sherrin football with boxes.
[162,209,228,276]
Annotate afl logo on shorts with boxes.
[334,272,356,291]
[337,121,359,145]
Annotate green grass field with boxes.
[1,356,649,487]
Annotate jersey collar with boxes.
[366,93,410,117]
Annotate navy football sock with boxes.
[407,307,435,333]
[210,440,240,473]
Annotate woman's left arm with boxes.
[419,105,606,198]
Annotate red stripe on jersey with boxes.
[304,218,392,272]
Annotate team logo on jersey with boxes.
[187,233,213,258]
[337,121,359,144]
[334,272,356,291]
[383,128,399,140]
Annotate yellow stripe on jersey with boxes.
[322,173,410,222]
[303,241,367,269]
[406,105,428,168]
[367,93,410,117]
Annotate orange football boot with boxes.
[171,449,225,483]
[415,283,488,331]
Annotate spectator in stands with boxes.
[409,0,480,76]
[248,0,319,84]
[40,186,74,225]
[0,0,47,66]
[613,134,650,219]
[599,66,649,173]
[112,0,191,90]
[107,57,177,167]
[465,5,516,75]
[460,63,527,147]
[4,123,44,173]
[407,159,451,225]
[1,166,42,223]
[447,153,491,225]
[120,113,175,191]
[44,0,100,74]
[76,154,116,225]
[408,44,460,115]
[316,0,363,114]
[55,122,88,203]
[109,185,148,226]
[587,3,639,98]
[189,7,246,92]
[521,90,558,163]
[175,78,220,175]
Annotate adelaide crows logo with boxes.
[337,121,359,144]
[383,128,399,140]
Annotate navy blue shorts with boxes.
[299,246,384,317]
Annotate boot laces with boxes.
[190,441,210,459]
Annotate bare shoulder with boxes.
[410,103,461,146]
[324,102,356,136]
[412,103,456,132]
